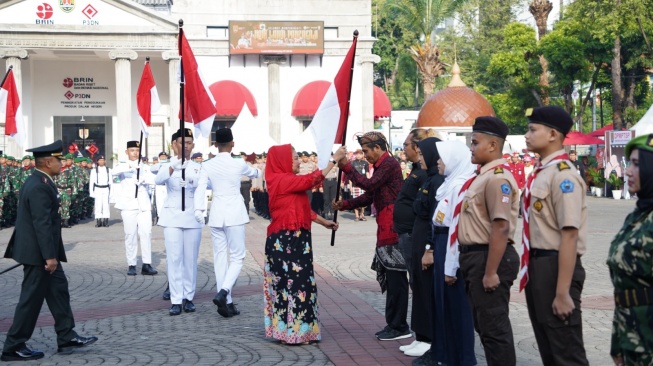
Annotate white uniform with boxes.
[113,159,156,266]
[89,165,112,219]
[156,160,203,305]
[150,162,168,219]
[194,152,260,304]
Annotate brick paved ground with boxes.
[0,196,633,365]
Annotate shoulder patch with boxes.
[494,167,504,174]
[410,174,418,179]
[558,161,571,171]
[41,177,48,184]
[501,183,511,195]
[560,179,574,193]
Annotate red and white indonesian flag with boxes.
[179,29,216,138]
[308,36,358,169]
[0,68,25,147]
[136,61,161,138]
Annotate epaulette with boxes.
[494,167,504,174]
[558,161,571,171]
[41,177,48,184]
[410,174,417,179]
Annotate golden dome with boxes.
[417,62,495,128]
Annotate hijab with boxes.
[416,137,441,176]
[435,140,476,202]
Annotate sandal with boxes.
[360,217,367,221]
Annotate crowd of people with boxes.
[2,106,652,365]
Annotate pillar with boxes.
[1,48,29,154]
[109,49,138,150]
[358,54,380,133]
[264,55,286,143]
[162,50,180,133]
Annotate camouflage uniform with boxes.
[0,162,7,228]
[3,158,18,226]
[55,165,74,225]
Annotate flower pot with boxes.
[590,187,597,195]
[595,188,603,197]
[612,190,622,200]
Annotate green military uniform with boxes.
[3,157,18,227]
[0,156,8,228]
[55,154,75,227]
[607,134,653,366]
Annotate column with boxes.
[162,50,180,133]
[109,49,138,149]
[264,55,286,143]
[1,49,29,155]
[358,54,380,132]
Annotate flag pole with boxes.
[135,57,150,198]
[178,19,186,211]
[331,30,358,247]
[0,66,12,87]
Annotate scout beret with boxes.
[64,153,74,159]
[626,134,653,158]
[473,116,509,139]
[126,141,140,149]
[215,128,233,143]
[191,153,202,159]
[526,106,573,136]
[174,128,193,140]
[26,140,64,159]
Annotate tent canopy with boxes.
[563,131,604,145]
[631,103,653,136]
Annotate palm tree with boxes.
[529,0,553,105]
[387,0,468,99]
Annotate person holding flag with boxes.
[522,106,589,365]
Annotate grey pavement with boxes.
[0,196,632,365]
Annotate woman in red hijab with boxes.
[263,144,346,345]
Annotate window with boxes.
[207,26,229,39]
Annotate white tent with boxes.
[505,135,527,154]
[230,105,276,154]
[631,103,653,136]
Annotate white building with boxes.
[0,0,382,162]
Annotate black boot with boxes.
[62,219,71,228]
[95,219,100,227]
[141,264,158,275]
[103,218,109,227]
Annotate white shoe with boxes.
[404,342,430,357]
[399,340,420,352]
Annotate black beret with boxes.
[526,106,573,135]
[27,140,64,159]
[96,155,105,160]
[158,151,168,157]
[215,128,233,143]
[126,140,140,149]
[191,152,202,159]
[174,128,193,139]
[310,151,317,157]
[473,116,509,139]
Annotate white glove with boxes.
[194,210,205,224]
[178,179,187,188]
[170,157,189,171]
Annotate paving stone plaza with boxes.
[0,197,632,365]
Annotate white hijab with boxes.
[435,140,477,202]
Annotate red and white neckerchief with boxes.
[518,153,570,291]
[449,163,512,251]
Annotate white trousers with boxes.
[210,225,246,303]
[164,227,201,304]
[121,209,152,266]
[93,188,110,219]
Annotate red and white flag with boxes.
[308,35,358,169]
[136,61,161,138]
[0,68,25,147]
[179,29,216,138]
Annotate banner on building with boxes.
[229,21,324,55]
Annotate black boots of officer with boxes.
[95,219,101,227]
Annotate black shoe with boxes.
[213,289,229,317]
[95,219,100,227]
[412,349,434,366]
[169,304,182,316]
[57,336,98,353]
[162,286,170,300]
[227,303,240,316]
[127,266,137,276]
[103,218,109,227]
[141,264,158,275]
[182,299,196,313]
[375,325,391,337]
[1,346,44,361]
[376,327,412,341]
[62,219,71,228]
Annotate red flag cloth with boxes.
[0,68,25,147]
[136,61,161,138]
[178,29,216,138]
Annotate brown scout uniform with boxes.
[525,149,589,366]
[458,158,520,366]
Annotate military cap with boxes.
[525,106,573,136]
[174,128,193,140]
[215,128,233,143]
[310,151,317,157]
[6,156,15,161]
[191,152,203,159]
[22,155,31,160]
[29,156,34,160]
[158,151,168,158]
[473,116,509,139]
[299,151,308,157]
[73,157,83,163]
[64,153,74,159]
[26,140,64,159]
[126,140,140,149]
[96,155,106,161]
[256,154,262,158]
[86,158,93,163]
[626,134,653,158]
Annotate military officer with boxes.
[194,128,261,317]
[155,128,203,316]
[1,140,97,362]
[522,106,589,365]
[455,116,520,366]
[89,155,112,227]
[112,140,158,276]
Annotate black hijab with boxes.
[636,148,653,212]
[417,137,441,176]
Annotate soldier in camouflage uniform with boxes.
[3,156,18,227]
[0,154,7,229]
[15,155,34,205]
[608,134,653,366]
[55,154,75,227]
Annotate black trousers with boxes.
[240,181,252,212]
[525,256,588,366]
[322,178,338,218]
[460,245,519,366]
[3,263,77,351]
[385,269,409,332]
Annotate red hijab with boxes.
[265,144,324,236]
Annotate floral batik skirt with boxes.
[264,229,321,344]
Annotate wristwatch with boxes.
[425,244,432,250]
[329,158,337,165]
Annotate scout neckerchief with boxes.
[518,152,570,291]
[449,162,512,251]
